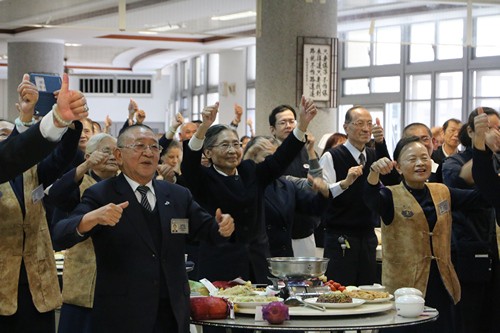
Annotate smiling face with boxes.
[204,129,242,175]
[115,126,160,184]
[343,107,373,151]
[395,142,432,189]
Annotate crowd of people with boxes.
[0,73,499,333]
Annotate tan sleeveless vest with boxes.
[0,166,62,315]
[61,174,97,308]
[383,182,461,304]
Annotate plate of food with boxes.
[304,294,365,309]
[345,290,393,303]
[225,296,283,308]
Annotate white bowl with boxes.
[394,287,423,299]
[358,283,386,292]
[395,295,425,318]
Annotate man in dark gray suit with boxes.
[53,124,234,333]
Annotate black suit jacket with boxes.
[53,174,227,333]
[0,122,59,183]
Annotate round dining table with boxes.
[190,305,438,333]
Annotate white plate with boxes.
[364,294,394,303]
[236,302,393,316]
[304,297,365,309]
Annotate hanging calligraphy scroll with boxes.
[297,37,338,108]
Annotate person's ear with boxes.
[395,162,403,175]
[270,126,276,137]
[204,148,213,160]
[343,123,348,133]
[114,148,123,166]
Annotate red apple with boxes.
[190,296,229,320]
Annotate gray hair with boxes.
[86,133,117,154]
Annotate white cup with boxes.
[394,287,423,299]
[395,295,425,318]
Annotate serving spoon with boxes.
[284,295,326,311]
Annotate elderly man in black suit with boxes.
[0,73,88,183]
[53,124,235,333]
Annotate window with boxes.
[437,19,463,60]
[208,54,219,87]
[410,22,435,63]
[345,29,370,68]
[406,74,431,125]
[472,70,500,109]
[371,76,400,93]
[476,15,500,57]
[374,26,401,65]
[182,61,190,91]
[344,78,369,95]
[247,45,256,81]
[435,72,463,125]
[195,56,205,87]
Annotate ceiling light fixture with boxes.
[139,31,159,35]
[64,43,82,47]
[211,11,256,21]
[149,24,181,32]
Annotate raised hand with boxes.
[16,74,39,118]
[201,102,219,127]
[135,109,146,124]
[55,73,88,125]
[297,95,318,132]
[104,115,112,128]
[86,150,110,168]
[215,208,235,237]
[308,174,330,198]
[233,104,243,124]
[372,118,384,143]
[342,165,364,188]
[128,98,138,118]
[157,164,177,183]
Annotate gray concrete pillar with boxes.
[255,0,337,141]
[7,41,64,120]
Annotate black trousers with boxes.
[0,282,55,333]
[323,230,378,286]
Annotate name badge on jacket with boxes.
[437,200,450,215]
[32,184,45,204]
[171,219,189,234]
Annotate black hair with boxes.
[344,105,364,124]
[117,124,155,147]
[466,106,499,131]
[402,123,432,138]
[268,105,296,127]
[203,124,239,151]
[442,118,461,132]
[458,123,472,148]
[393,136,421,162]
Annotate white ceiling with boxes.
[0,0,499,74]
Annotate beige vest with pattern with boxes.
[0,166,62,315]
[61,174,97,308]
[383,182,461,304]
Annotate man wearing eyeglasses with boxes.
[53,124,235,333]
[319,105,398,286]
[269,104,320,258]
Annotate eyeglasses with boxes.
[350,121,373,129]
[99,147,115,155]
[275,119,297,127]
[211,141,241,151]
[119,143,163,154]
